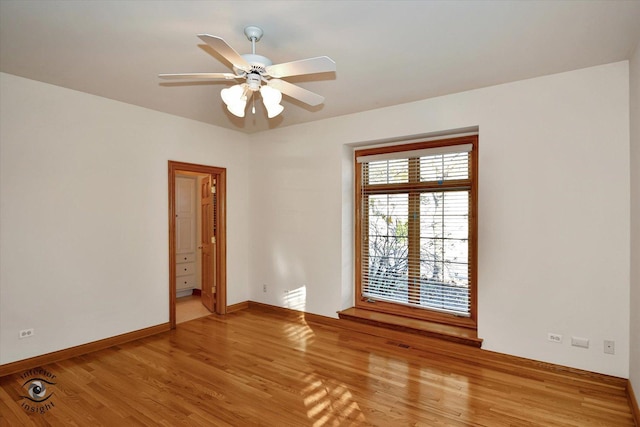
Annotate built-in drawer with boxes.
[177,252,196,263]
[177,274,197,290]
[176,262,195,276]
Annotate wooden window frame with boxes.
[354,135,478,330]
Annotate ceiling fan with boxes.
[159,26,336,118]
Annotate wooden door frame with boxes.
[168,161,227,328]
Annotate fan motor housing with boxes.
[242,54,272,67]
[234,53,272,76]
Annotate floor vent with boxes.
[388,341,411,349]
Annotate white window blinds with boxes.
[359,142,473,317]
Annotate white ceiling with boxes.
[1,1,639,134]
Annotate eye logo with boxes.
[21,378,55,403]
[18,368,57,414]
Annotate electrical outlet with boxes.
[263,284,267,293]
[547,333,562,343]
[571,336,589,349]
[604,340,615,355]
[19,328,34,339]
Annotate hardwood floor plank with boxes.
[0,306,634,426]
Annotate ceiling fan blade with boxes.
[266,56,336,78]
[197,34,251,71]
[158,73,238,80]
[268,79,325,106]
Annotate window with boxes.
[355,135,478,329]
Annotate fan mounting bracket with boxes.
[244,26,263,42]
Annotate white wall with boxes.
[629,40,640,402]
[1,60,633,379]
[0,73,250,364]
[249,62,631,377]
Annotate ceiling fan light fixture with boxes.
[260,85,281,105]
[226,99,247,118]
[265,103,284,118]
[260,85,284,118]
[222,84,249,117]
[221,84,244,107]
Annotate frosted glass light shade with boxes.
[221,84,247,117]
[227,100,246,117]
[260,85,283,118]
[260,85,282,105]
[221,84,283,119]
[265,103,284,118]
[221,85,244,106]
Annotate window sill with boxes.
[337,307,483,348]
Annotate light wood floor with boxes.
[176,294,213,324]
[0,305,634,426]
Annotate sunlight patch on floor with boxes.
[282,318,316,351]
[301,373,365,426]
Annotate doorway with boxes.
[168,161,227,328]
